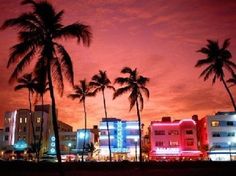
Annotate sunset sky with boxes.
[0,0,236,131]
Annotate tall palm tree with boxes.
[34,75,49,162]
[89,70,115,162]
[195,39,236,111]
[68,79,94,162]
[1,0,92,164]
[113,67,150,162]
[227,73,236,88]
[14,73,37,157]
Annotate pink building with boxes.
[149,117,201,160]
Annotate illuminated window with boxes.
[186,130,193,135]
[211,121,219,127]
[24,117,27,123]
[20,118,23,123]
[155,141,164,147]
[186,139,194,146]
[36,117,41,123]
[155,130,165,135]
[169,141,179,146]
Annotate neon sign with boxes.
[156,147,180,154]
[14,139,28,151]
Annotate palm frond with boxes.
[54,43,74,86]
[9,48,35,83]
[137,76,150,86]
[128,90,138,111]
[52,58,64,96]
[56,23,92,46]
[113,86,131,99]
[140,86,150,98]
[114,77,130,85]
[121,67,133,74]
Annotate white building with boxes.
[199,112,236,161]
[99,118,139,161]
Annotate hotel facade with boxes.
[99,118,140,161]
[149,117,201,160]
[198,112,236,161]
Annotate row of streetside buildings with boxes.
[0,104,236,161]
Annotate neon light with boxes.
[99,125,115,129]
[11,111,17,145]
[126,135,139,139]
[156,147,180,154]
[152,119,196,126]
[125,126,139,129]
[99,136,114,139]
[14,139,28,151]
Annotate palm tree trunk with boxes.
[82,99,87,162]
[37,94,44,162]
[29,90,36,161]
[136,101,142,162]
[47,67,62,164]
[102,89,112,162]
[222,77,236,111]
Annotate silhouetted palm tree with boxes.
[196,39,236,111]
[89,70,115,162]
[34,75,49,162]
[68,79,94,162]
[113,67,150,162]
[227,73,236,88]
[14,73,37,156]
[1,0,92,164]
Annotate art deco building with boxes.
[99,118,139,161]
[198,112,236,161]
[149,117,201,160]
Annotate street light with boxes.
[68,142,72,160]
[134,138,138,162]
[228,141,232,161]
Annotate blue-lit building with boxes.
[99,118,140,161]
[76,129,94,153]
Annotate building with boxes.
[99,118,139,161]
[149,117,201,161]
[2,105,75,160]
[198,112,236,161]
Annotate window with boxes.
[227,121,234,126]
[186,139,194,146]
[5,127,9,132]
[36,126,40,132]
[23,127,27,132]
[169,141,179,146]
[24,117,27,123]
[228,132,235,137]
[5,135,9,141]
[36,117,41,123]
[186,130,193,135]
[212,132,220,137]
[168,130,179,135]
[155,130,165,135]
[155,141,164,147]
[211,121,219,127]
[101,131,108,135]
[19,118,23,123]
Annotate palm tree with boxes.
[68,79,94,162]
[195,39,236,111]
[14,73,37,157]
[89,70,115,162]
[34,75,49,162]
[1,0,92,164]
[227,73,236,88]
[113,67,150,162]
